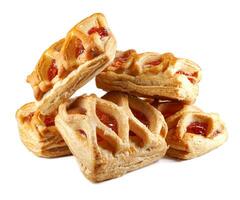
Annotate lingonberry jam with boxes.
[186,122,208,135]
[75,39,85,58]
[88,27,108,39]
[176,70,198,83]
[47,59,58,81]
[43,115,55,127]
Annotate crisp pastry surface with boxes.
[55,91,168,182]
[96,50,201,104]
[152,101,228,159]
[16,102,71,158]
[27,13,116,115]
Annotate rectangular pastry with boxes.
[16,102,71,158]
[152,101,228,159]
[27,13,116,115]
[96,50,201,104]
[55,91,168,182]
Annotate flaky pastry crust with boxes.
[153,101,228,159]
[55,92,168,182]
[96,50,201,104]
[27,13,116,115]
[16,102,71,158]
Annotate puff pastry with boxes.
[16,102,71,158]
[153,101,228,159]
[27,13,116,115]
[96,50,201,104]
[55,91,168,182]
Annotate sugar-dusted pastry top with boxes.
[103,50,201,84]
[27,13,115,101]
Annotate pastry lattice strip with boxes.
[153,101,228,159]
[55,92,168,182]
[27,13,116,115]
[96,50,201,103]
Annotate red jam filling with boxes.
[131,109,149,127]
[96,109,118,133]
[47,59,58,81]
[176,70,198,83]
[186,122,208,135]
[146,59,162,66]
[112,51,132,68]
[75,39,85,58]
[43,115,55,127]
[88,27,108,39]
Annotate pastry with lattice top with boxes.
[153,101,227,159]
[96,50,201,104]
[27,13,116,115]
[16,102,71,158]
[55,91,168,182]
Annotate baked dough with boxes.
[16,102,71,158]
[153,101,228,159]
[55,91,168,182]
[96,50,201,104]
[27,13,116,115]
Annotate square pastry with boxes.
[55,92,168,182]
[96,50,201,104]
[27,13,116,115]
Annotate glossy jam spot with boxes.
[43,115,55,127]
[112,50,132,68]
[146,59,162,66]
[47,59,58,81]
[24,113,34,123]
[88,27,108,39]
[96,109,118,133]
[131,109,149,127]
[186,122,208,135]
[75,39,85,58]
[176,70,198,83]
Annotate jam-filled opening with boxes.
[112,50,134,68]
[176,70,198,83]
[74,38,85,58]
[130,108,149,127]
[88,27,108,39]
[47,59,58,81]
[186,122,208,136]
[42,114,56,127]
[96,108,118,134]
[145,59,162,66]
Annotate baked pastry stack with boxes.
[16,13,227,182]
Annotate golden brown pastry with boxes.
[55,91,168,182]
[96,50,201,104]
[153,101,228,159]
[16,102,71,158]
[27,13,116,115]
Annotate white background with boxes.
[0,0,240,199]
